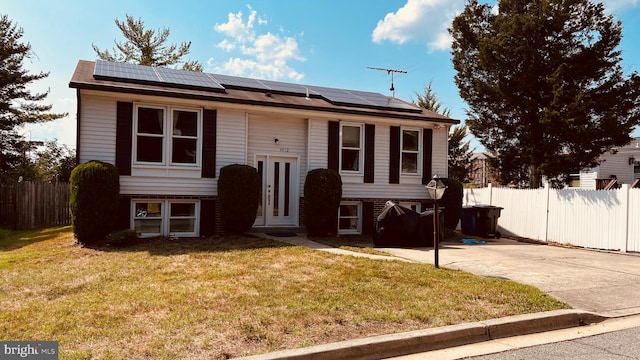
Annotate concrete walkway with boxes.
[246,233,640,359]
[379,238,640,317]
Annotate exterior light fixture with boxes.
[426,174,447,269]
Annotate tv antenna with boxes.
[367,66,407,97]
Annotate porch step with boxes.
[248,226,306,235]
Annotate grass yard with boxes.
[0,227,568,359]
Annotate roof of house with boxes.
[69,60,459,124]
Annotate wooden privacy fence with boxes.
[0,182,70,230]
[463,184,640,253]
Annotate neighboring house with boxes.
[69,60,458,237]
[469,152,501,188]
[574,137,640,189]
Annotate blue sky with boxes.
[4,0,640,150]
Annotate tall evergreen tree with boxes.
[450,0,640,188]
[414,80,451,117]
[448,125,474,182]
[93,14,203,71]
[0,14,66,184]
[414,81,473,182]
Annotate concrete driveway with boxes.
[380,238,640,317]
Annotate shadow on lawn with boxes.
[88,234,294,256]
[0,226,72,251]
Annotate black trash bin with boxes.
[419,209,444,247]
[374,201,421,247]
[460,206,477,236]
[473,205,503,238]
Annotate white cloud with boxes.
[212,6,304,81]
[601,0,639,12]
[372,0,463,51]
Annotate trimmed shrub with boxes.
[218,164,260,234]
[304,169,342,236]
[69,160,120,245]
[440,177,463,230]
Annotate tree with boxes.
[414,80,451,117]
[93,14,203,71]
[450,0,640,188]
[448,125,474,182]
[414,81,474,182]
[0,15,66,185]
[33,140,76,182]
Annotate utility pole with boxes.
[367,66,407,97]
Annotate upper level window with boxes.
[340,123,363,172]
[401,128,421,175]
[134,105,201,167]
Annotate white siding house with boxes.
[576,137,640,189]
[70,60,458,237]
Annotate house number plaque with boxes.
[279,147,289,152]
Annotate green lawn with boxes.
[0,227,568,359]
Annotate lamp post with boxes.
[426,175,447,268]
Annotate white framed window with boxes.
[340,123,364,173]
[401,128,421,176]
[132,199,200,237]
[133,201,163,237]
[134,104,202,167]
[338,201,362,235]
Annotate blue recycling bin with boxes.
[460,206,477,236]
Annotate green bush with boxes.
[218,164,260,234]
[304,169,342,236]
[440,177,463,230]
[69,160,120,245]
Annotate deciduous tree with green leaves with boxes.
[450,0,640,188]
[93,14,203,71]
[0,14,66,184]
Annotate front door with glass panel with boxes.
[255,155,298,226]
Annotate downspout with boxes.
[75,89,81,165]
[244,112,249,164]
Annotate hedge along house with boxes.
[69,60,459,238]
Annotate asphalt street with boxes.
[467,326,640,359]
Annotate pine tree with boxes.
[450,0,640,188]
[414,81,473,182]
[93,14,203,71]
[0,15,66,184]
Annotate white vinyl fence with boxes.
[463,184,640,252]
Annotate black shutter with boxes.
[362,201,375,235]
[422,129,433,184]
[116,102,133,175]
[389,126,400,184]
[328,121,339,171]
[364,124,375,183]
[202,109,217,178]
[200,199,216,236]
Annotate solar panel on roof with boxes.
[93,60,224,91]
[259,79,319,96]
[155,66,224,90]
[94,60,160,82]
[93,60,422,113]
[210,74,270,90]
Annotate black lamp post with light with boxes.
[426,175,447,269]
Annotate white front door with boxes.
[255,155,299,226]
